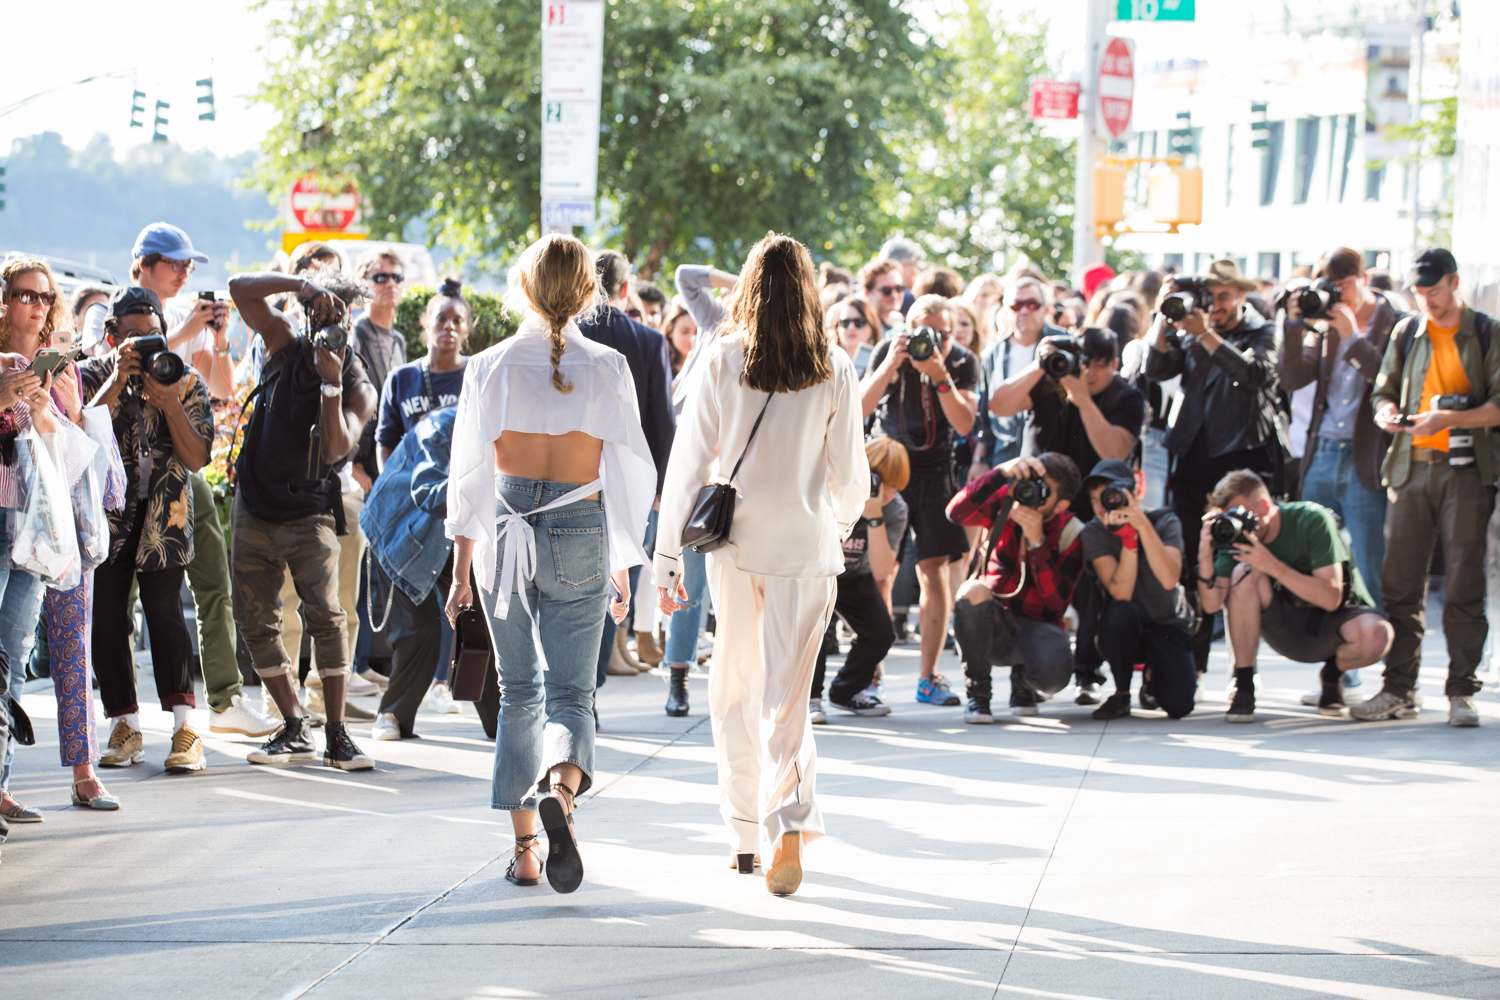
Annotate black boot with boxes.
[1317,659,1345,716]
[665,666,690,717]
[1226,667,1256,723]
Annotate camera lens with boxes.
[317,325,349,352]
[1160,292,1194,323]
[149,351,185,386]
[1040,351,1074,378]
[906,327,936,362]
[1011,478,1050,508]
[1100,484,1130,511]
[1209,515,1241,545]
[1296,286,1332,318]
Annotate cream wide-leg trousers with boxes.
[706,552,838,853]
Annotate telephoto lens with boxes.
[1038,334,1083,379]
[1209,505,1260,550]
[1011,477,1052,508]
[1436,394,1477,467]
[906,326,939,362]
[1100,480,1134,511]
[131,334,185,386]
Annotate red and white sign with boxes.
[1096,36,1135,139]
[1028,80,1081,120]
[289,176,360,231]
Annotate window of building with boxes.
[1257,252,1281,279]
[1338,115,1357,202]
[1259,121,1285,206]
[1293,118,1320,204]
[1365,163,1386,201]
[1163,253,1184,272]
[1225,123,1235,206]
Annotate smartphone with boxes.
[1391,413,1416,427]
[853,341,874,376]
[28,347,80,379]
[200,290,223,330]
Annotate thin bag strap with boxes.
[727,392,773,483]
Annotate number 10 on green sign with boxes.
[1116,0,1195,21]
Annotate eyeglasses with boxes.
[158,259,195,275]
[370,272,405,285]
[839,317,870,329]
[873,283,904,297]
[9,289,57,308]
[1008,298,1044,312]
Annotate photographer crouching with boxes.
[227,269,377,770]
[1077,460,1196,720]
[944,453,1085,722]
[1196,470,1392,723]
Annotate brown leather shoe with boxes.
[634,632,664,667]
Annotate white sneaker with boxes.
[358,669,389,692]
[427,682,461,714]
[809,698,828,725]
[345,672,380,698]
[1449,696,1480,728]
[210,694,281,737]
[371,712,402,740]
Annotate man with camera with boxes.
[1196,470,1392,723]
[227,269,378,769]
[1363,248,1500,727]
[1078,460,1196,720]
[971,278,1061,472]
[945,453,1086,721]
[861,294,980,705]
[1146,259,1284,674]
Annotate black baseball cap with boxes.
[1408,248,1457,288]
[110,286,165,323]
[1082,458,1135,492]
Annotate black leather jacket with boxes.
[1145,305,1283,459]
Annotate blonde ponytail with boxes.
[507,233,599,395]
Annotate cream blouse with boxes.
[444,315,656,606]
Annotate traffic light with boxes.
[130,90,146,128]
[153,100,169,143]
[1168,111,1197,158]
[1250,102,1270,150]
[197,77,216,121]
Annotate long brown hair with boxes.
[733,233,831,393]
[509,233,598,394]
[0,258,66,352]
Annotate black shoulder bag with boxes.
[680,392,773,553]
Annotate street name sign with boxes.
[1115,0,1195,21]
[541,1,604,229]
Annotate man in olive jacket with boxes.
[1358,249,1500,727]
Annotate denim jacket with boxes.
[358,406,456,604]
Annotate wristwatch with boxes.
[935,377,953,394]
[866,516,885,527]
[320,382,342,398]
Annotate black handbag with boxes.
[680,392,772,554]
[448,605,493,702]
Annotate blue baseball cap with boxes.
[132,222,209,263]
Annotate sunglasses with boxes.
[839,317,870,329]
[370,272,405,285]
[10,289,57,307]
[1008,299,1044,312]
[873,283,904,297]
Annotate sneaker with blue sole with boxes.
[916,674,961,706]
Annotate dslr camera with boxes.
[1039,334,1084,379]
[1160,278,1212,323]
[1293,278,1342,320]
[1011,476,1052,508]
[1099,479,1134,512]
[1437,393,1478,468]
[129,334,185,386]
[1209,505,1260,550]
[906,325,941,363]
[312,322,350,353]
[870,469,883,499]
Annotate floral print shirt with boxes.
[78,358,214,571]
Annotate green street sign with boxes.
[1116,0,1195,21]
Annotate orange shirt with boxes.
[1411,322,1471,450]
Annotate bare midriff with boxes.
[494,431,604,498]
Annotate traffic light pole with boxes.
[1073,0,1108,286]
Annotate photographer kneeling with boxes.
[1077,460,1196,720]
[1196,470,1392,723]
[945,453,1085,722]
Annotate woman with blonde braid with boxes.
[445,234,654,894]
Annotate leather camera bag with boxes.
[680,393,772,554]
[448,605,493,702]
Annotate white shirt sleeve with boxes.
[654,342,724,590]
[825,350,871,539]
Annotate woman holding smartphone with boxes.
[445,233,655,895]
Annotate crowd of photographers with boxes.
[0,219,1492,854]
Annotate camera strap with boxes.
[122,394,151,499]
[420,358,437,417]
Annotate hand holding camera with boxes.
[905,325,950,382]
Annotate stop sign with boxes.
[290,176,360,231]
[1097,37,1135,139]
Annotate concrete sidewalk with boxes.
[2,621,1498,999]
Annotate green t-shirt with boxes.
[1213,501,1373,608]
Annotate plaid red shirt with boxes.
[946,469,1085,623]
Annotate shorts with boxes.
[1260,587,1386,664]
[901,468,971,562]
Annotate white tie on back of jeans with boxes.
[493,478,604,671]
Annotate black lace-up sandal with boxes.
[505,833,542,887]
[538,782,583,894]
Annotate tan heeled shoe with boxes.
[766,832,802,896]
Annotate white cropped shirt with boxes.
[444,315,657,606]
[654,332,869,587]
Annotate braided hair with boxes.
[507,234,599,394]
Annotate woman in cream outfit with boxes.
[655,234,868,895]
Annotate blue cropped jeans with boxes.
[481,476,607,810]
[0,518,46,794]
[664,546,709,666]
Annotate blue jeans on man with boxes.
[1302,437,1388,609]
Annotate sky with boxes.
[0,0,286,159]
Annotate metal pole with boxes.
[1073,0,1108,286]
[1409,4,1426,259]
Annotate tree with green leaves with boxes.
[256,0,944,276]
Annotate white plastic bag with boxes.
[79,405,127,512]
[8,427,81,590]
